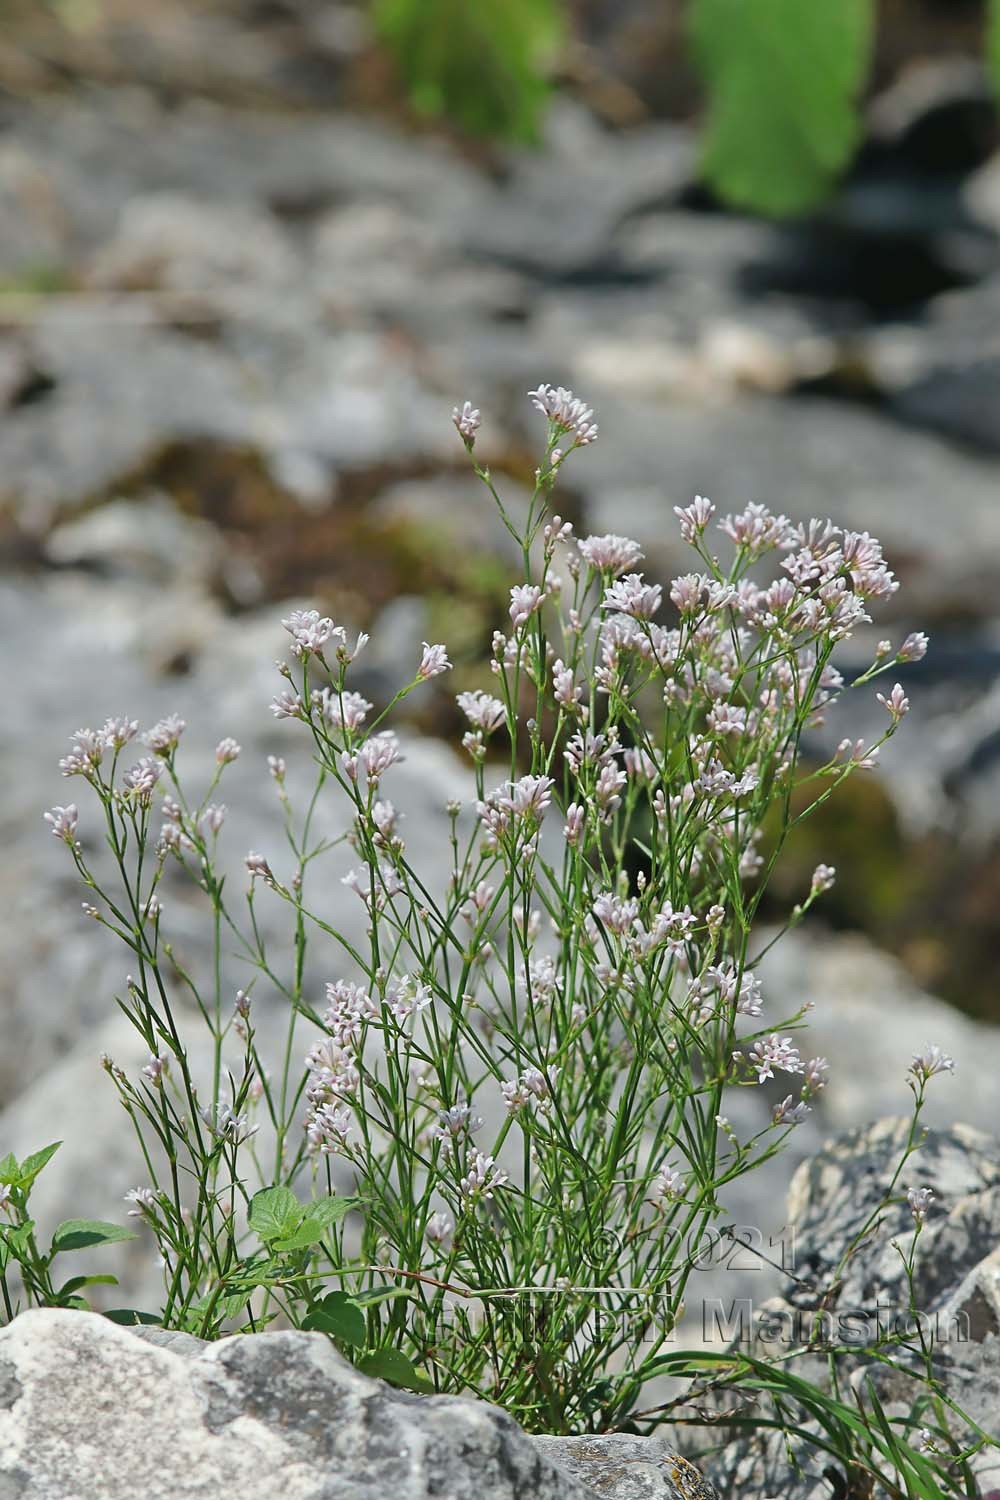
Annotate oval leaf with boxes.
[272,1219,324,1254]
[307,1196,358,1229]
[248,1186,301,1243]
[52,1219,137,1253]
[691,0,873,215]
[358,1348,435,1393]
[303,1292,366,1348]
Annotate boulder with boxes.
[0,1310,717,1500]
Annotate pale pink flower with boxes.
[146,715,186,755]
[44,804,78,843]
[674,495,715,544]
[909,1044,954,1084]
[603,574,661,620]
[452,400,481,444]
[425,1211,454,1245]
[282,608,344,659]
[510,584,543,629]
[810,863,836,896]
[578,533,643,575]
[418,642,451,680]
[772,1096,810,1126]
[898,631,929,663]
[459,1151,509,1202]
[907,1186,934,1224]
[876,682,909,723]
[748,1034,803,1084]
[456,690,506,734]
[527,384,598,446]
[652,1165,685,1202]
[215,738,241,764]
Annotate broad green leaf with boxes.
[372,0,561,142]
[16,1142,61,1191]
[690,0,874,215]
[104,1309,162,1326]
[248,1187,301,1244]
[0,1153,19,1185]
[272,1219,324,1254]
[358,1348,435,1393]
[51,1219,137,1253]
[57,1274,119,1297]
[307,1196,357,1229]
[302,1292,366,1348]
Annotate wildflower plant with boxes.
[24,384,945,1438]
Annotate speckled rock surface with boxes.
[0,1310,717,1500]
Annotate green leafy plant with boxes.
[371,0,1000,216]
[372,0,562,140]
[689,0,873,215]
[0,1143,136,1318]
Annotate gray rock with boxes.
[692,1118,1000,1498]
[0,1310,717,1500]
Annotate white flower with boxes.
[122,757,162,802]
[100,717,139,749]
[578,534,643,575]
[200,1103,259,1144]
[215,738,241,764]
[146,715,186,755]
[312,688,371,731]
[909,1044,954,1084]
[246,851,274,883]
[876,682,909,723]
[674,495,715,543]
[527,384,598,446]
[459,1151,509,1202]
[452,401,481,443]
[282,608,345,660]
[417,642,451,680]
[510,584,544,629]
[425,1211,454,1245]
[810,863,836,897]
[305,1103,352,1155]
[456,690,506,734]
[270,689,306,720]
[59,727,105,778]
[124,1187,158,1218]
[898,632,929,663]
[907,1186,934,1224]
[772,1096,810,1126]
[141,1053,169,1086]
[803,1057,829,1094]
[652,1166,685,1202]
[603,574,662,620]
[44,804,79,843]
[748,1034,803,1084]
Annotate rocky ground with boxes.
[1,0,999,1363]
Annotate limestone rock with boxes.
[0,1310,717,1500]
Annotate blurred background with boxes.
[1,0,999,1215]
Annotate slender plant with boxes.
[9,383,990,1494]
